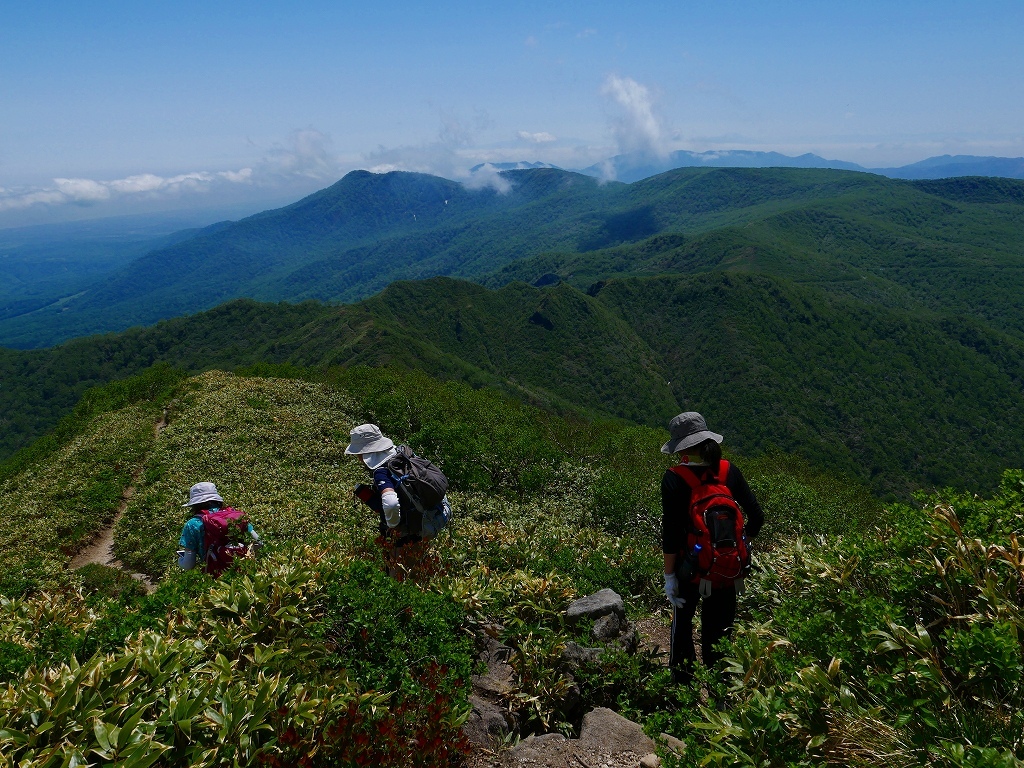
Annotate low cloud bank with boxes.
[0,128,340,217]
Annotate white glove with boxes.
[663,572,687,609]
[177,550,197,571]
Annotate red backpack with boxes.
[200,507,250,577]
[669,460,750,588]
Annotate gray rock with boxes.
[473,634,514,696]
[509,731,568,760]
[462,694,511,746]
[562,641,602,669]
[478,633,511,664]
[591,612,623,641]
[640,754,662,768]
[566,588,625,625]
[562,673,582,716]
[616,623,639,653]
[529,732,567,746]
[578,707,657,755]
[659,732,687,756]
[473,664,514,696]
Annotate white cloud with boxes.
[463,164,512,194]
[601,74,669,159]
[54,177,111,203]
[594,158,617,183]
[0,128,337,215]
[258,128,338,179]
[517,130,557,143]
[0,168,256,213]
[577,28,597,38]
[362,111,486,179]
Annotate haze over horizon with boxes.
[3,0,1023,227]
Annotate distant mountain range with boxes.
[3,167,1024,500]
[4,166,1024,351]
[577,150,1024,184]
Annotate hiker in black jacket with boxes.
[660,412,764,685]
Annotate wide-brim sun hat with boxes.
[183,481,224,507]
[660,412,723,455]
[345,423,395,456]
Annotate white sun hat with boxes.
[182,481,224,507]
[344,424,395,456]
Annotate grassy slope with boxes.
[1,369,1020,766]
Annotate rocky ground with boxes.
[463,589,689,768]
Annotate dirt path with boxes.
[70,408,169,592]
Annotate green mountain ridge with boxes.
[4,166,1024,499]
[4,270,1023,498]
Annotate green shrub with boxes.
[0,640,32,682]
[77,563,147,603]
[314,560,473,699]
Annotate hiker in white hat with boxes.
[177,481,261,573]
[346,424,451,578]
[659,412,764,687]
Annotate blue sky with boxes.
[2,0,1023,225]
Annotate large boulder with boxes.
[500,708,659,767]
[578,707,657,755]
[462,694,512,747]
[566,588,625,625]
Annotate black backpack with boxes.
[386,445,448,513]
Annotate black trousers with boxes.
[669,580,737,684]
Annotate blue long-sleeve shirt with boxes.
[179,508,258,557]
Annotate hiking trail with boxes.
[69,407,169,593]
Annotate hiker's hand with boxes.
[663,572,686,609]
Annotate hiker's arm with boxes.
[661,470,690,566]
[728,464,764,537]
[177,550,198,570]
[178,519,201,570]
[247,525,262,547]
[373,468,402,528]
[381,489,400,527]
[663,552,677,575]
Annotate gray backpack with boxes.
[386,445,449,513]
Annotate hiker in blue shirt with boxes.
[346,424,451,576]
[177,482,261,571]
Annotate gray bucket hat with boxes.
[183,481,224,507]
[345,423,395,456]
[660,412,723,455]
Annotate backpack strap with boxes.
[669,463,702,489]
[670,461,729,488]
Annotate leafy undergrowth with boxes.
[0,548,473,767]
[0,367,1021,765]
[682,471,1024,768]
